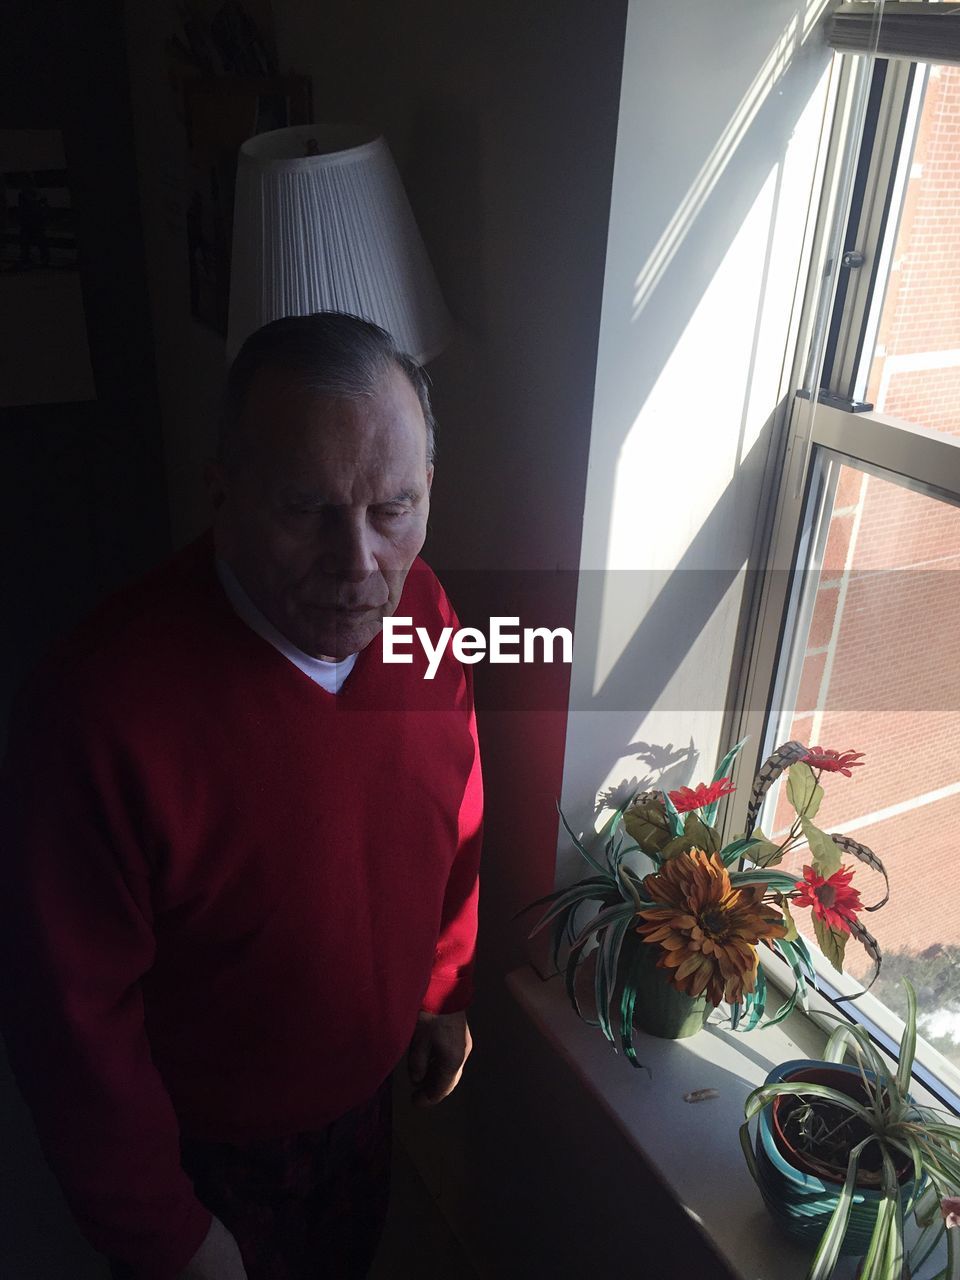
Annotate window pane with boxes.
[770,458,960,1069]
[865,65,960,436]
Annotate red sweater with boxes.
[0,529,482,1279]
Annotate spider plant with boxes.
[739,980,960,1280]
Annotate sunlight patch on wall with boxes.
[586,568,744,814]
[592,165,779,695]
[631,0,829,321]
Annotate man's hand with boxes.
[176,1214,247,1280]
[407,1009,472,1107]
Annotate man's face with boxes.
[209,363,433,661]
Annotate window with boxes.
[728,26,960,1106]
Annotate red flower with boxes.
[803,747,865,777]
[667,778,736,814]
[793,865,863,934]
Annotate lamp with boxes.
[227,123,451,363]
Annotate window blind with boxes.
[827,1,960,65]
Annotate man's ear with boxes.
[426,464,435,495]
[204,458,228,512]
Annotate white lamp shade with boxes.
[227,123,451,364]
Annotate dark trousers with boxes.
[108,1075,393,1280]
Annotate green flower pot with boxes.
[754,1060,916,1255]
[630,940,714,1039]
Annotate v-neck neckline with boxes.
[194,530,380,703]
[213,555,360,695]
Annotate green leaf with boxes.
[897,978,918,1097]
[813,913,848,973]
[896,1132,925,1218]
[557,802,609,876]
[555,901,587,976]
[731,868,802,894]
[563,935,597,1025]
[800,817,843,877]
[742,965,767,1031]
[777,894,799,943]
[682,810,720,853]
[721,831,783,869]
[908,1215,947,1280]
[521,873,613,917]
[739,1118,760,1184]
[622,801,672,856]
[617,938,650,1073]
[775,935,816,1017]
[595,909,635,1043]
[823,1021,891,1093]
[786,761,823,819]
[597,800,628,845]
[720,834,758,867]
[616,864,645,909]
[913,1181,942,1229]
[525,877,616,937]
[791,932,817,978]
[661,789,685,838]
[751,827,785,868]
[943,1212,960,1280]
[565,906,633,1028]
[658,835,688,861]
[807,1137,870,1280]
[743,1078,875,1127]
[763,980,801,1027]
[568,902,636,955]
[711,737,747,786]
[858,1149,903,1280]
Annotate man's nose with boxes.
[319,510,377,581]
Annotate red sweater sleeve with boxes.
[420,662,484,1016]
[0,678,212,1279]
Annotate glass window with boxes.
[767,456,960,1081]
[738,52,960,1104]
[865,66,960,436]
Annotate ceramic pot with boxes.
[754,1059,915,1256]
[629,939,714,1039]
[770,1066,912,1187]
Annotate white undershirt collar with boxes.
[215,557,358,694]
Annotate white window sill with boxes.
[508,964,867,1280]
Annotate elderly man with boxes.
[0,313,483,1280]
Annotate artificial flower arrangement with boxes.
[525,739,889,1063]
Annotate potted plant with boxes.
[739,981,960,1280]
[523,739,888,1064]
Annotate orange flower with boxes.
[635,849,787,1006]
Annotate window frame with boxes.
[719,42,960,1110]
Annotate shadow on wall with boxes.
[405,104,489,343]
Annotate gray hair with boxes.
[218,312,436,474]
